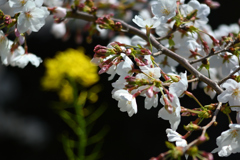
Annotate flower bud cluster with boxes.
[96,14,122,31]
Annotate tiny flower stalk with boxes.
[146,26,153,52]
[185,91,204,109]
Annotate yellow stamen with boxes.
[232,88,240,99]
[161,6,171,16]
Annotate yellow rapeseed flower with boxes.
[41,48,99,102]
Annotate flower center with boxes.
[25,12,32,19]
[232,88,240,99]
[0,36,5,43]
[231,130,239,138]
[161,6,171,16]
[20,0,27,6]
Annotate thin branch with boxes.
[185,102,222,151]
[218,66,240,85]
[66,11,223,94]
[189,40,234,64]
[153,51,162,56]
[163,78,199,87]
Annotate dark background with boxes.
[0,0,240,159]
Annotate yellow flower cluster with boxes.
[41,48,99,101]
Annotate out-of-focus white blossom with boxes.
[51,22,66,38]
[53,7,66,18]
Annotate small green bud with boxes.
[165,141,175,149]
[221,105,231,114]
[184,122,200,131]
[198,110,212,119]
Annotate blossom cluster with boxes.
[1,0,240,159]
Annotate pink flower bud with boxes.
[98,64,111,74]
[202,40,210,54]
[140,48,152,55]
[204,0,220,9]
[134,58,145,66]
[146,86,154,98]
[125,49,131,56]
[209,35,219,46]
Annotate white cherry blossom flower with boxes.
[217,79,240,111]
[1,40,42,68]
[112,89,137,117]
[9,0,44,13]
[159,92,181,131]
[17,1,50,33]
[145,93,158,110]
[139,66,161,80]
[132,15,160,29]
[166,128,187,147]
[180,0,210,26]
[115,53,133,77]
[212,124,240,157]
[10,52,42,68]
[169,71,188,97]
[151,0,177,22]
[209,52,239,78]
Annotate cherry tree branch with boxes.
[218,66,240,85]
[185,102,222,151]
[66,10,223,94]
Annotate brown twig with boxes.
[218,66,240,85]
[189,40,234,64]
[162,78,199,87]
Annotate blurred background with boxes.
[0,0,240,160]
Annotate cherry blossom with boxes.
[51,22,66,38]
[169,71,188,97]
[217,79,240,111]
[151,0,177,22]
[159,92,181,131]
[112,89,137,117]
[132,15,160,29]
[17,1,49,33]
[180,0,210,26]
[166,128,187,147]
[212,124,240,157]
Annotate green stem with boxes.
[69,76,88,160]
[226,113,233,124]
[185,91,204,109]
[75,91,88,160]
